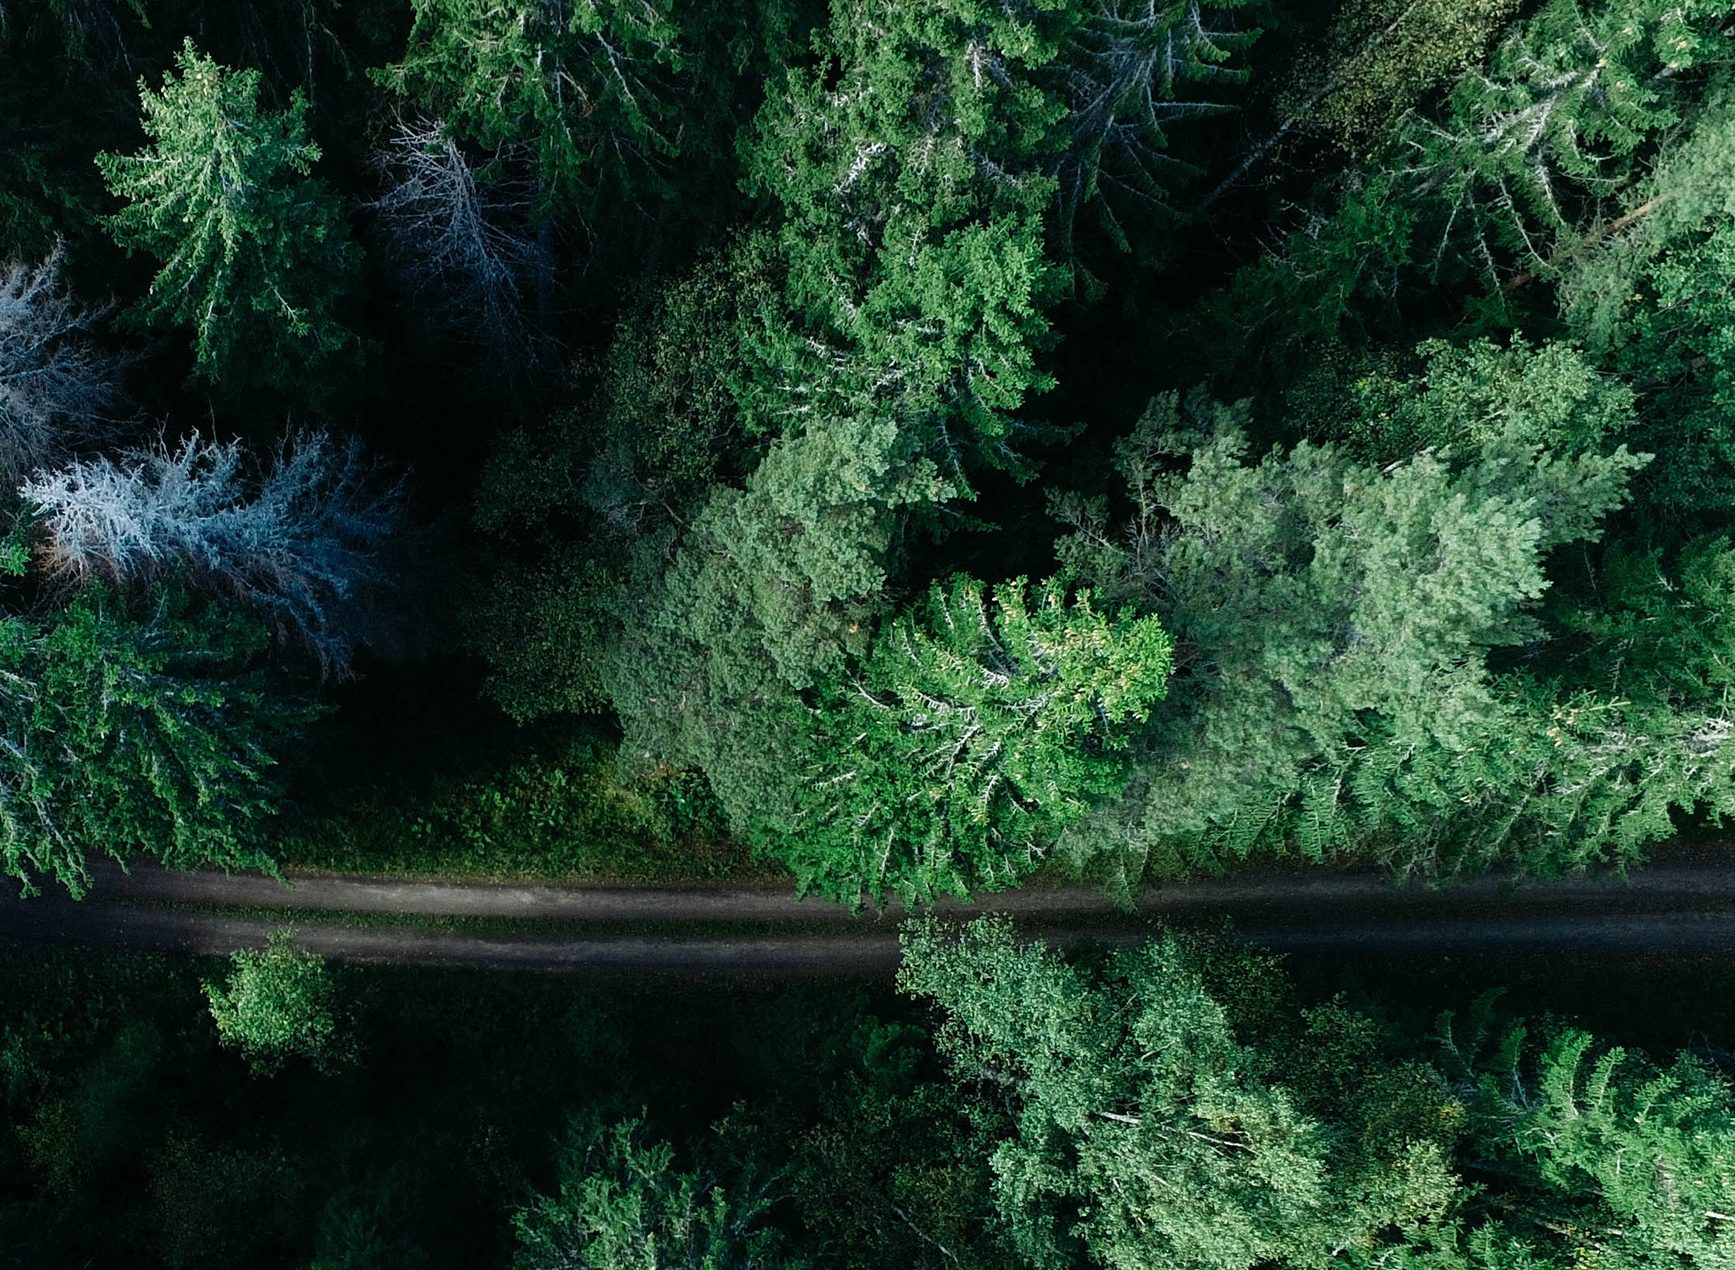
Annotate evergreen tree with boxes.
[513,1117,787,1270]
[1443,1009,1735,1267]
[96,39,358,395]
[738,0,1067,479]
[1204,0,1735,371]
[0,588,315,896]
[774,577,1172,905]
[378,0,685,227]
[1054,384,1645,883]
[899,917,1461,1270]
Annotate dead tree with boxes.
[0,245,123,477]
[23,431,405,677]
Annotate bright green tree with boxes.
[738,0,1067,479]
[204,931,350,1075]
[774,577,1172,905]
[96,39,358,393]
[0,589,315,897]
[513,1117,787,1269]
[899,918,1461,1270]
[1442,1010,1735,1267]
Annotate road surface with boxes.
[4,849,1735,974]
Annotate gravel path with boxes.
[3,849,1734,974]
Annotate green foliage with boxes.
[738,0,1066,478]
[1293,336,1635,465]
[1553,100,1735,515]
[513,1116,788,1270]
[899,917,1462,1270]
[773,576,1172,905]
[1208,0,1735,368]
[587,247,758,521]
[790,1015,1006,1270]
[1282,0,1518,148]
[1054,386,1646,882]
[1558,535,1735,705]
[0,589,314,897]
[203,931,351,1076]
[1442,1012,1735,1267]
[1052,0,1256,249]
[96,39,358,394]
[379,0,685,222]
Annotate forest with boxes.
[4,0,1735,1264]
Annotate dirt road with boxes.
[3,848,1735,974]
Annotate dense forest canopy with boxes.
[7,928,1735,1267]
[1,0,1734,905]
[6,0,1735,1265]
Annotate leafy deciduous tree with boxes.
[204,931,351,1075]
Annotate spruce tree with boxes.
[96,40,358,395]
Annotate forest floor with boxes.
[5,847,1735,975]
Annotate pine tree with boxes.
[513,1117,788,1270]
[96,39,359,395]
[899,918,1461,1270]
[1053,383,1645,883]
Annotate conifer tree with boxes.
[900,918,1461,1270]
[513,1117,787,1270]
[0,588,314,897]
[1054,385,1646,883]
[379,0,684,226]
[96,40,358,395]
[775,577,1172,905]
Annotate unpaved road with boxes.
[3,848,1735,974]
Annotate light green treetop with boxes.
[204,931,351,1076]
[96,39,358,394]
[773,576,1172,905]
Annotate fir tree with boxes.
[96,39,359,395]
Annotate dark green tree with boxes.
[0,588,314,896]
[379,0,684,226]
[513,1116,788,1269]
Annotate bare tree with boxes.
[0,245,123,477]
[22,431,405,677]
[369,116,543,355]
